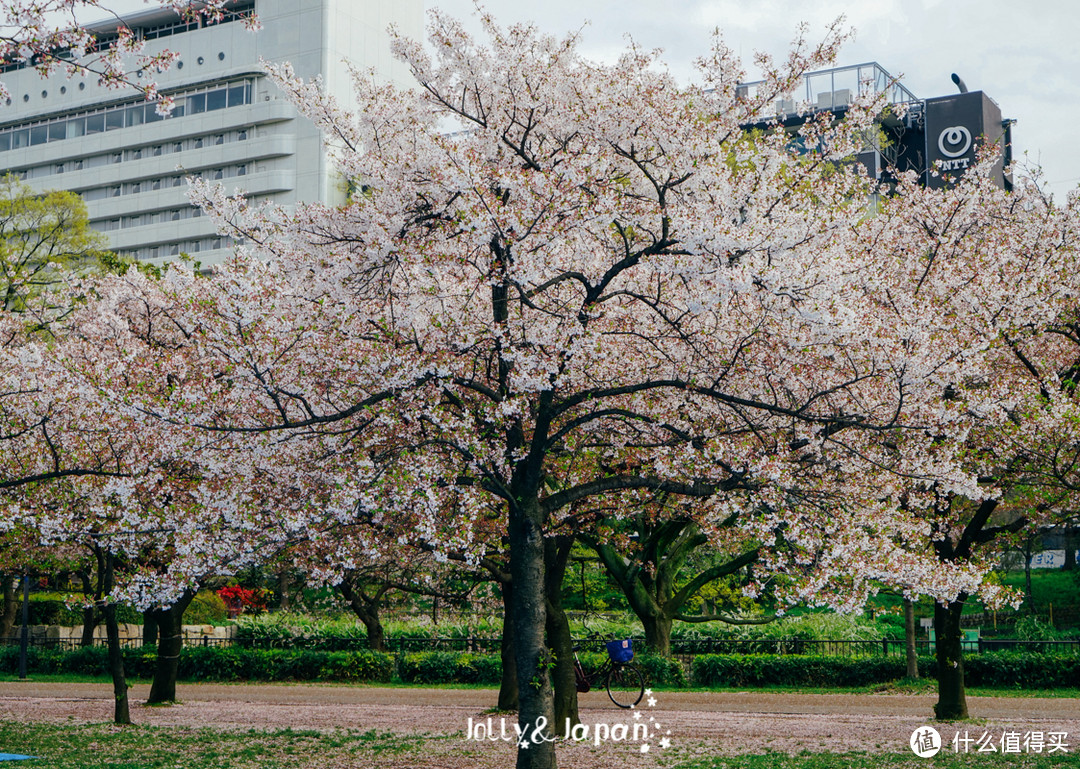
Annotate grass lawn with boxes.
[1,722,1077,769]
[0,722,438,769]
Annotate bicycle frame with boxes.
[571,642,644,708]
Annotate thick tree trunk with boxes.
[545,537,578,733]
[147,590,196,705]
[360,611,386,653]
[79,607,100,647]
[933,597,968,720]
[142,609,159,647]
[0,575,17,642]
[641,613,673,657]
[338,578,387,653]
[904,598,919,679]
[498,580,519,711]
[1065,526,1076,571]
[509,497,556,769]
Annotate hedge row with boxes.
[5,647,1074,689]
[0,645,393,683]
[963,652,1080,688]
[395,650,686,687]
[691,653,923,687]
[0,645,683,687]
[690,652,1080,689]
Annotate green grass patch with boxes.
[0,722,437,769]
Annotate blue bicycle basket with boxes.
[606,638,634,664]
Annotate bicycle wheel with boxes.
[605,663,644,708]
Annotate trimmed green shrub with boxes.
[691,653,922,687]
[960,652,1080,688]
[184,591,229,625]
[0,645,392,683]
[233,613,368,649]
[634,653,687,687]
[397,651,502,684]
[174,646,393,683]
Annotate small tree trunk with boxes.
[0,575,17,642]
[1023,539,1035,607]
[101,553,131,726]
[278,570,291,610]
[1065,526,1076,572]
[545,536,578,734]
[498,580,519,711]
[904,598,919,678]
[78,571,99,647]
[147,590,196,705]
[641,613,673,657]
[509,496,556,769]
[933,597,968,720]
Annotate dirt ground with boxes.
[2,682,1078,768]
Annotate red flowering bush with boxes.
[216,586,268,618]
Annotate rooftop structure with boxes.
[738,62,1012,191]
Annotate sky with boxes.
[429,0,1080,200]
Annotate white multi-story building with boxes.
[0,0,423,268]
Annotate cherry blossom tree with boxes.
[20,10,1080,765]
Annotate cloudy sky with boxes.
[431,1,1080,200]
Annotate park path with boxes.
[3,681,1080,718]
[2,683,1078,768]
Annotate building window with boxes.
[0,78,255,154]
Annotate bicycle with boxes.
[571,637,645,709]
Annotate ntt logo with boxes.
[938,126,972,158]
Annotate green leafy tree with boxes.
[0,175,110,316]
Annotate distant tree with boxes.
[0,175,110,316]
[584,514,765,657]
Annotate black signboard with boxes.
[923,91,1006,189]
